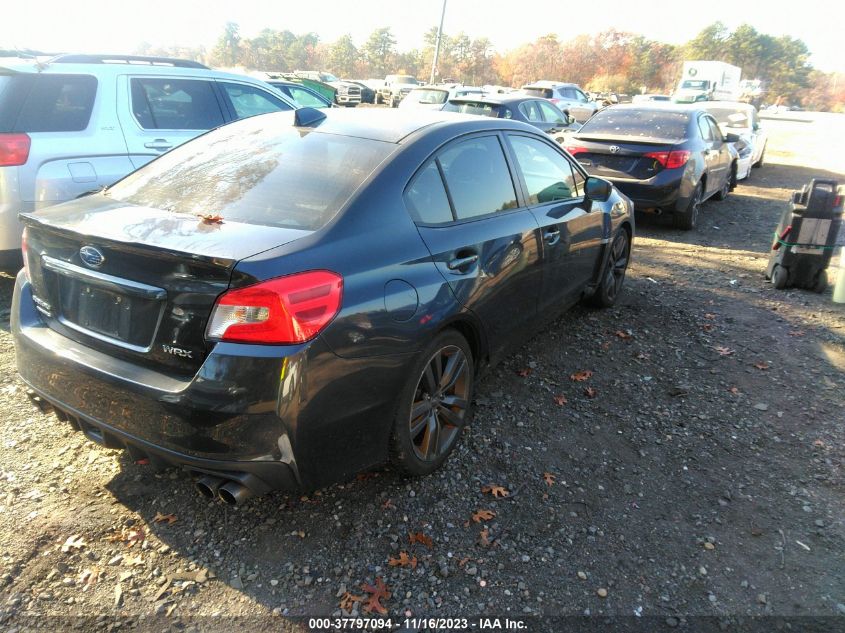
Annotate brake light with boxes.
[565,146,587,156]
[0,133,31,167]
[644,150,690,169]
[206,270,343,344]
[21,227,30,280]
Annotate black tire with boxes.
[389,330,474,477]
[771,263,788,289]
[674,182,703,230]
[587,229,631,308]
[753,146,765,168]
[714,166,733,200]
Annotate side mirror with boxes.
[724,132,740,143]
[567,115,576,125]
[585,177,612,202]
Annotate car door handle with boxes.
[447,252,479,271]
[544,227,561,245]
[144,139,173,151]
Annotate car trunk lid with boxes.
[568,135,682,180]
[21,196,311,376]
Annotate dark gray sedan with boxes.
[443,95,579,144]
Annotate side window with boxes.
[519,101,542,122]
[439,136,518,220]
[537,101,565,125]
[707,117,723,144]
[131,78,224,130]
[561,88,577,100]
[508,135,579,204]
[575,89,589,103]
[697,116,713,141]
[404,161,453,224]
[17,74,97,132]
[288,86,327,108]
[220,82,292,119]
[499,106,514,120]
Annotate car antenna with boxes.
[294,107,327,128]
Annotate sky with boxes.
[2,0,843,73]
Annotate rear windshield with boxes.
[681,80,710,90]
[405,89,448,105]
[106,112,393,231]
[705,107,751,129]
[442,101,498,117]
[523,87,553,99]
[578,108,689,141]
[1,74,98,133]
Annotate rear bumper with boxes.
[12,271,413,493]
[601,168,693,212]
[0,166,33,254]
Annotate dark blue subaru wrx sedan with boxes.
[12,108,633,504]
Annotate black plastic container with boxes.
[765,179,843,292]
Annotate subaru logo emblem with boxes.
[79,246,105,268]
[609,145,621,153]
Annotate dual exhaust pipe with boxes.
[195,475,254,506]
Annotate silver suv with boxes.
[521,81,598,123]
[0,54,296,269]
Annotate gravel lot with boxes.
[0,113,843,632]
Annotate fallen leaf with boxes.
[704,313,717,320]
[381,499,395,510]
[458,557,470,568]
[197,213,224,225]
[356,472,379,481]
[553,394,568,406]
[408,532,433,548]
[78,567,100,592]
[472,509,496,523]
[614,330,633,340]
[153,512,177,525]
[754,361,770,370]
[106,526,145,548]
[61,535,86,553]
[481,484,510,498]
[570,370,593,382]
[479,528,491,547]
[134,458,150,465]
[584,387,598,399]
[388,551,418,569]
[516,367,531,377]
[713,346,735,356]
[700,323,715,332]
[339,591,363,611]
[543,472,556,486]
[360,576,391,615]
[728,386,740,394]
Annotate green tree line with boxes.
[134,21,843,111]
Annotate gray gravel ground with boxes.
[0,114,843,632]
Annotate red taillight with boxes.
[565,146,587,156]
[21,227,30,280]
[644,150,690,169]
[0,133,31,167]
[206,270,343,344]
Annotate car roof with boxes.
[286,107,536,143]
[523,81,578,89]
[447,94,541,106]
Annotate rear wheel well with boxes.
[441,319,485,371]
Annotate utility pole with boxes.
[429,0,447,85]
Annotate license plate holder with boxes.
[66,282,134,341]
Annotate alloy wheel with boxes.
[408,345,469,462]
[604,232,630,302]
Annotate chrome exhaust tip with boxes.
[195,476,225,499]
[218,481,254,506]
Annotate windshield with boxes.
[522,87,553,99]
[578,108,690,141]
[405,89,448,105]
[681,80,710,90]
[705,108,751,129]
[442,101,497,117]
[107,113,393,231]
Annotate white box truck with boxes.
[673,61,741,103]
